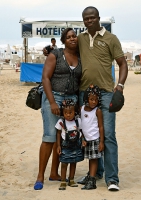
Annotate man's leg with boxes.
[101,90,119,190]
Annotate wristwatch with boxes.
[117,83,124,89]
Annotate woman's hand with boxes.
[50,102,60,116]
[42,47,49,56]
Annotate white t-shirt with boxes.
[81,106,100,141]
[55,118,82,140]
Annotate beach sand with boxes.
[0,65,141,200]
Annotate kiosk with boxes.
[19,17,115,82]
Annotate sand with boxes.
[0,65,141,200]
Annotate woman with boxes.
[34,28,82,190]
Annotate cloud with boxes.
[0,0,51,7]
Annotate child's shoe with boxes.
[81,176,97,190]
[59,182,67,190]
[68,179,78,187]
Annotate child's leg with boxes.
[59,162,68,190]
[89,159,98,177]
[61,162,68,181]
[69,163,76,180]
[81,159,97,190]
[68,163,78,187]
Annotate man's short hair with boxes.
[82,6,99,17]
[51,38,56,42]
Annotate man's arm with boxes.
[115,56,128,92]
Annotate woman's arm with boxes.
[96,108,104,152]
[42,53,60,116]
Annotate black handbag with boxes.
[26,83,43,110]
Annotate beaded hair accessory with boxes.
[62,99,75,109]
[83,84,101,107]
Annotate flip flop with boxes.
[34,181,43,190]
[49,178,68,182]
[49,177,61,181]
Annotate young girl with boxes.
[81,85,104,190]
[55,99,84,190]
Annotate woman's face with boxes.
[65,30,78,49]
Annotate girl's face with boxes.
[88,93,98,109]
[63,106,75,121]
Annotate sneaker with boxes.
[107,181,119,191]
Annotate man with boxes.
[43,6,128,191]
[77,6,128,191]
[44,38,57,54]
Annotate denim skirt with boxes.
[59,139,84,163]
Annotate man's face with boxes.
[51,39,56,46]
[83,8,100,31]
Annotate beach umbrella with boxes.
[34,41,50,51]
[121,42,141,53]
[4,44,12,60]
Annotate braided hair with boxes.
[61,99,79,118]
[83,84,101,108]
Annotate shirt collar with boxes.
[83,26,106,37]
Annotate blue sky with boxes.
[0,0,141,46]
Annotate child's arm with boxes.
[96,108,104,152]
[81,129,87,147]
[56,129,62,155]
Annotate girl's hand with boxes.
[99,141,104,152]
[50,102,60,116]
[57,146,61,155]
[82,140,87,147]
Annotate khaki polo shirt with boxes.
[78,28,124,92]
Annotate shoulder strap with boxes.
[75,118,79,129]
[63,119,67,132]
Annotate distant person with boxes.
[44,38,57,55]
[80,85,104,190]
[55,99,84,190]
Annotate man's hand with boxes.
[42,47,48,56]
[114,85,123,93]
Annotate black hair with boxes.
[83,84,101,107]
[60,99,79,117]
[60,28,74,44]
[82,6,99,17]
[51,38,56,41]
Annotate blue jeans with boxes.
[79,90,119,184]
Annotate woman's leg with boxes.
[36,142,54,183]
[49,142,61,180]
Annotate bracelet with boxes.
[117,83,124,89]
